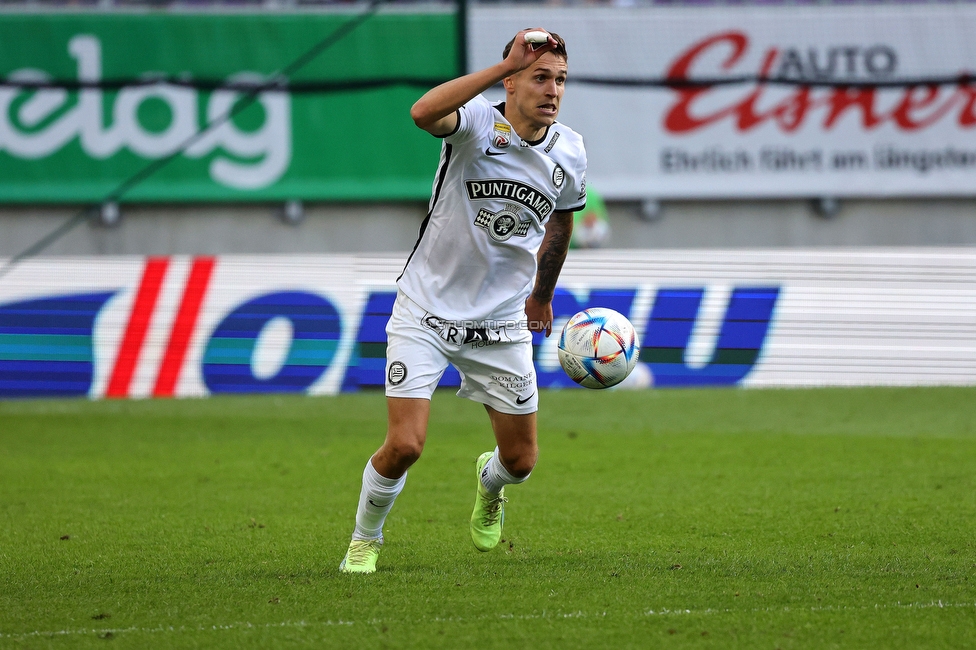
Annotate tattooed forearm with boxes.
[531,212,574,303]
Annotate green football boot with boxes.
[470,451,508,552]
[339,538,382,574]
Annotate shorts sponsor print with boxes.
[487,371,536,406]
[421,312,518,349]
[385,291,537,414]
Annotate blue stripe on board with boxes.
[0,360,95,396]
[202,364,329,394]
[0,293,115,398]
[0,359,97,372]
[0,293,116,336]
[0,386,94,397]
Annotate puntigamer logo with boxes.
[465,179,554,221]
[0,35,292,190]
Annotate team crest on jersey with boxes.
[577,171,587,201]
[552,164,565,188]
[492,122,512,148]
[474,204,531,242]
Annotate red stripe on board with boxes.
[106,257,170,398]
[152,257,216,398]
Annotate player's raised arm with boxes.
[525,211,574,337]
[410,28,560,136]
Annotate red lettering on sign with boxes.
[663,32,976,134]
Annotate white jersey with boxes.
[397,94,587,323]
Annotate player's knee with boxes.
[388,439,424,466]
[501,448,537,479]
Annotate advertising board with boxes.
[471,5,976,198]
[2,249,973,398]
[0,10,455,202]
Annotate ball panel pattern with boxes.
[557,308,640,389]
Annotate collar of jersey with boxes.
[492,102,553,148]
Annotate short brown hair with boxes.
[503,31,567,61]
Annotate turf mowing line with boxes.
[641,601,976,616]
[0,619,352,641]
[3,602,972,640]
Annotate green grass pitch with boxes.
[1,387,974,648]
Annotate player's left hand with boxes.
[525,295,553,337]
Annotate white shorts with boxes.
[384,290,538,415]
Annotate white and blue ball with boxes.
[557,308,640,389]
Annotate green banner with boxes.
[0,10,457,202]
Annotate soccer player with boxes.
[340,28,587,573]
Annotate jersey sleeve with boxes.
[557,139,588,212]
[443,95,492,146]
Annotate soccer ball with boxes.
[557,308,640,389]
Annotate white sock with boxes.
[351,459,406,541]
[479,447,529,495]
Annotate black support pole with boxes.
[457,0,468,76]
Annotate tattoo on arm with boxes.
[532,213,574,303]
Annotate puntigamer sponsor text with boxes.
[465,179,554,220]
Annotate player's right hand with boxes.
[505,28,558,74]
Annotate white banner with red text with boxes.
[471,4,976,199]
[1,249,973,399]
